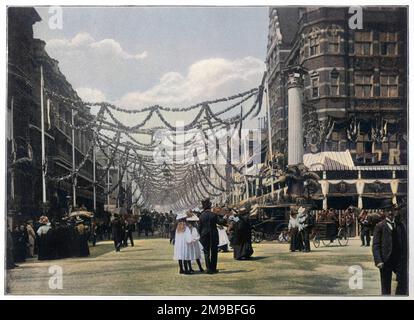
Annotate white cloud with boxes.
[76,87,106,102]
[46,32,148,61]
[118,56,265,108]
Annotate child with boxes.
[173,213,192,274]
[186,214,204,273]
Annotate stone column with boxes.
[287,68,305,165]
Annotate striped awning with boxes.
[304,150,408,172]
[303,150,355,171]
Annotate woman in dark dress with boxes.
[232,213,254,260]
[12,225,28,263]
[37,216,52,260]
[75,219,90,257]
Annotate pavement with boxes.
[6,236,385,296]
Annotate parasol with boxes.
[69,211,93,218]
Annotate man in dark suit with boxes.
[198,198,219,274]
[372,199,408,295]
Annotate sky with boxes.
[33,6,269,113]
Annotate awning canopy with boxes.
[303,150,355,171]
[304,150,408,172]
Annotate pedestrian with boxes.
[26,220,36,258]
[186,213,204,273]
[372,199,408,295]
[37,216,51,260]
[358,210,371,247]
[173,213,192,274]
[232,207,254,260]
[288,209,300,252]
[12,224,28,263]
[198,198,220,274]
[217,225,230,252]
[298,207,311,253]
[123,219,134,247]
[7,226,17,269]
[112,214,123,252]
[75,218,90,257]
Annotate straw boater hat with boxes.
[176,213,187,220]
[186,214,199,222]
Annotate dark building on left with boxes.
[7,7,105,225]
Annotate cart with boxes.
[311,222,349,247]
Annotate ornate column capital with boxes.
[284,65,307,89]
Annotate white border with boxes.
[0,0,412,300]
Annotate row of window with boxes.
[310,73,399,98]
[54,104,91,155]
[304,31,399,57]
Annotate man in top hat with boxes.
[198,198,220,274]
[372,198,408,295]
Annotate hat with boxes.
[186,214,199,222]
[75,217,84,224]
[298,206,306,215]
[377,198,395,209]
[201,198,212,210]
[176,213,187,220]
[39,216,49,224]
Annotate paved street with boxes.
[6,236,384,296]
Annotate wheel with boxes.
[251,230,257,243]
[256,232,264,243]
[251,230,263,243]
[313,235,320,248]
[337,228,349,246]
[322,239,331,246]
[264,232,273,241]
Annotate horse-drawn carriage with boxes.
[250,204,291,243]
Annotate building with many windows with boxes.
[262,6,408,210]
[7,7,105,223]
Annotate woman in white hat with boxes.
[173,213,192,274]
[186,214,204,273]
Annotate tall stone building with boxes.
[266,6,408,209]
[265,7,300,166]
[7,7,105,222]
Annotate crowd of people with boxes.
[171,199,254,275]
[7,215,91,269]
[7,196,407,296]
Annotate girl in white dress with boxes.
[173,213,192,274]
[186,214,204,273]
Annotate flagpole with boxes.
[265,79,274,196]
[71,107,77,208]
[40,66,47,205]
[93,136,96,211]
[107,146,110,206]
[10,97,15,200]
[244,134,250,201]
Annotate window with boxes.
[309,36,320,56]
[380,74,398,97]
[328,33,340,53]
[311,76,319,98]
[380,32,398,56]
[354,74,373,98]
[354,31,372,56]
[330,72,340,96]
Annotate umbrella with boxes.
[69,211,93,218]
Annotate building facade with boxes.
[264,6,408,210]
[7,7,105,223]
